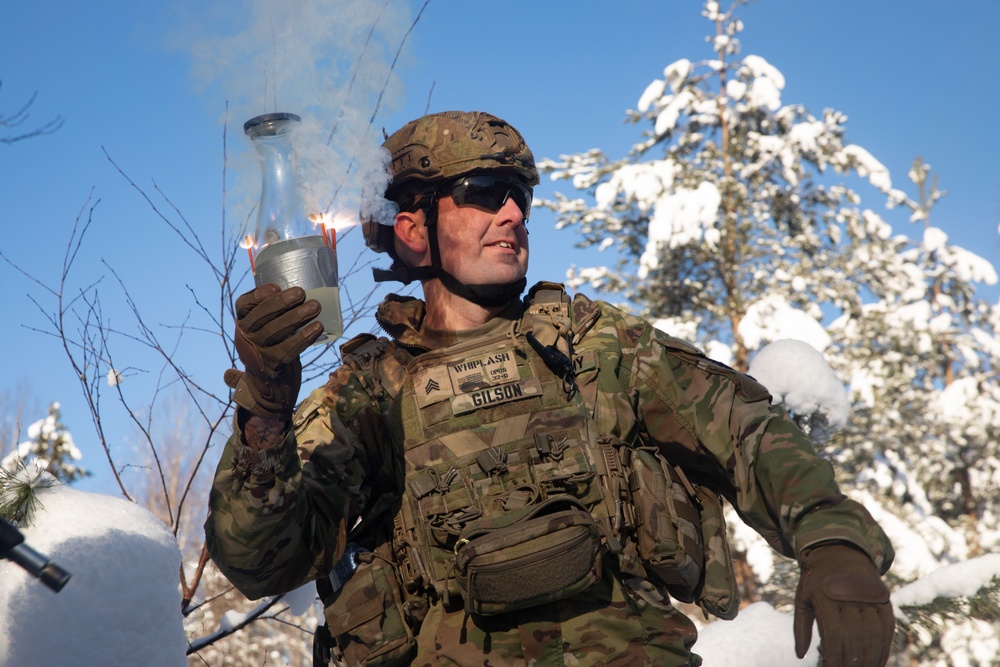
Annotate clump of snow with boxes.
[702,1,722,22]
[923,226,949,252]
[748,339,850,431]
[741,55,785,111]
[0,484,186,666]
[637,78,666,113]
[842,144,892,193]
[595,160,677,212]
[725,78,747,101]
[787,120,826,154]
[655,89,696,137]
[892,553,1000,616]
[696,602,818,666]
[950,246,999,286]
[639,181,721,277]
[921,226,999,285]
[664,58,693,92]
[936,376,983,423]
[739,295,831,352]
[219,609,249,633]
[704,340,734,366]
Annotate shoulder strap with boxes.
[340,333,412,403]
[336,333,413,541]
[522,283,602,393]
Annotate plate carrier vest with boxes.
[312,283,738,667]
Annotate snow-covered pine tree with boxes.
[1,401,89,485]
[538,1,1000,663]
[541,0,906,372]
[826,159,1000,664]
[1,401,89,525]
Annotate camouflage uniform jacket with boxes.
[205,282,894,667]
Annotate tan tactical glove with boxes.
[794,543,894,666]
[223,284,322,421]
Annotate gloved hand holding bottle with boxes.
[224,284,323,424]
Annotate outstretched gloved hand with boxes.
[223,284,323,422]
[794,543,894,666]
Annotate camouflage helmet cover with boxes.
[364,111,538,254]
[384,110,539,193]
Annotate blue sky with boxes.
[2,1,998,493]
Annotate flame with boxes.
[240,235,256,273]
[309,212,350,249]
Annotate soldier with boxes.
[206,111,895,667]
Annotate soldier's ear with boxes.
[394,210,430,263]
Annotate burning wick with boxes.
[310,213,337,251]
[241,235,256,274]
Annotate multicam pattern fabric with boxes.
[382,111,539,190]
[205,282,894,667]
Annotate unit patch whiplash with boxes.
[413,347,522,409]
[448,348,520,393]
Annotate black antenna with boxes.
[0,518,71,593]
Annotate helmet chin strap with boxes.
[436,269,527,308]
[371,202,526,308]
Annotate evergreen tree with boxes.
[539,1,1000,663]
[1,401,90,485]
[1,401,90,524]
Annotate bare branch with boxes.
[103,148,214,266]
[185,594,286,655]
[0,82,65,145]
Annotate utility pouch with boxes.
[324,550,416,667]
[628,447,704,603]
[693,485,739,620]
[453,496,604,616]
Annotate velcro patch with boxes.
[414,365,454,408]
[572,350,597,374]
[451,378,542,415]
[448,347,520,393]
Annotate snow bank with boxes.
[0,484,186,666]
[696,601,817,666]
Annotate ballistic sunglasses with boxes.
[444,175,533,220]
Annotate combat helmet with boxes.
[363,111,538,306]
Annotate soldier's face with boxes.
[434,192,529,286]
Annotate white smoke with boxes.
[359,145,400,226]
[189,0,413,236]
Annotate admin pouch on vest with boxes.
[325,282,739,656]
[452,495,603,615]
